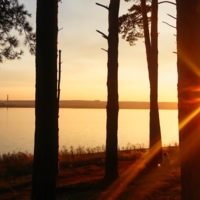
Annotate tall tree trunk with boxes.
[149,0,162,167]
[104,0,120,181]
[141,0,151,71]
[56,49,62,174]
[141,0,162,168]
[177,0,200,199]
[31,0,58,199]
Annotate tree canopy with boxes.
[0,0,35,62]
[119,0,151,45]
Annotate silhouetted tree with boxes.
[177,0,200,199]
[56,49,62,174]
[105,0,120,181]
[31,0,58,199]
[119,0,162,167]
[96,0,120,181]
[118,2,150,45]
[0,0,35,62]
[145,0,162,168]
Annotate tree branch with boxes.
[162,21,176,29]
[167,14,176,20]
[101,48,108,52]
[96,3,109,10]
[158,1,176,6]
[96,30,108,39]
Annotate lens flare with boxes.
[179,107,200,131]
[97,140,163,200]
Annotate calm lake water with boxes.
[0,108,179,155]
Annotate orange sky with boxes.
[0,0,177,102]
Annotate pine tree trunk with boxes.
[141,0,162,168]
[56,50,62,174]
[104,0,120,181]
[149,0,162,167]
[31,0,58,199]
[141,0,151,70]
[177,0,200,199]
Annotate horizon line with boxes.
[0,99,178,103]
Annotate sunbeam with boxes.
[178,48,200,78]
[179,107,200,131]
[97,140,163,200]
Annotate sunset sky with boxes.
[0,0,177,102]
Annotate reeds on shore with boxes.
[0,143,179,179]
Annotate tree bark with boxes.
[104,0,120,181]
[31,0,58,199]
[177,0,200,199]
[56,49,62,174]
[141,0,162,168]
[149,0,162,167]
[141,0,151,73]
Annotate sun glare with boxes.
[179,48,200,78]
[179,106,200,131]
[97,141,163,200]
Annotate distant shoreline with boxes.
[0,100,177,110]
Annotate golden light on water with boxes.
[98,92,200,199]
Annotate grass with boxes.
[0,143,146,178]
[0,143,180,200]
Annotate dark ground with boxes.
[0,160,181,200]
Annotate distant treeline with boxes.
[0,100,177,109]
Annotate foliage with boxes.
[0,151,33,178]
[0,0,35,62]
[0,144,147,178]
[118,0,151,45]
[0,144,179,180]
